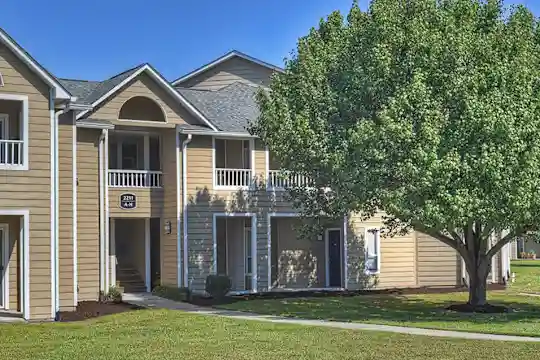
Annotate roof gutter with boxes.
[178,129,257,138]
[180,130,193,287]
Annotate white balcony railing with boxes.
[0,140,23,166]
[108,169,163,188]
[268,170,311,189]
[215,168,253,188]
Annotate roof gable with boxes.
[171,50,283,87]
[0,28,71,100]
[74,64,217,131]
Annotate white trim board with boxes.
[0,223,9,310]
[0,209,30,319]
[212,213,257,292]
[171,50,284,86]
[0,29,71,100]
[0,94,29,170]
[75,64,218,131]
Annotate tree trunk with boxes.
[466,260,490,308]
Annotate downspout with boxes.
[104,129,109,291]
[49,90,56,318]
[72,111,78,307]
[182,133,192,287]
[98,130,106,293]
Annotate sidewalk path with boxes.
[123,292,540,342]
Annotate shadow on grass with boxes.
[217,294,540,326]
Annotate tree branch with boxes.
[486,227,526,259]
[413,223,468,259]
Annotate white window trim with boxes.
[365,228,381,275]
[0,209,30,319]
[0,72,4,87]
[0,94,28,170]
[0,223,9,310]
[0,113,9,140]
[212,213,257,292]
[212,136,255,190]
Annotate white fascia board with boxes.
[0,31,71,100]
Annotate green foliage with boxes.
[252,0,540,298]
[105,286,122,304]
[152,286,191,302]
[205,274,232,298]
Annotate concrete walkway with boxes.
[122,293,540,342]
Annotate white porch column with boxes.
[145,218,151,292]
[110,218,116,288]
[144,135,150,170]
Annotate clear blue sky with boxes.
[2,0,538,82]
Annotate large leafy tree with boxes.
[251,0,540,309]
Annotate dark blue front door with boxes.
[328,230,342,287]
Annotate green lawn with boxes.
[508,260,540,293]
[0,310,539,360]
[218,260,540,337]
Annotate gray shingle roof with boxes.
[177,82,260,133]
[58,64,145,105]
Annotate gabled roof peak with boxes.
[171,50,283,86]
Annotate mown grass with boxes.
[508,260,540,293]
[218,261,540,337]
[0,309,539,360]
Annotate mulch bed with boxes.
[187,284,507,306]
[56,301,141,322]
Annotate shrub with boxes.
[106,286,123,303]
[152,286,191,302]
[205,274,232,298]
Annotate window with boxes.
[365,229,380,273]
[244,225,252,291]
[242,140,250,168]
[0,73,4,87]
[121,141,139,170]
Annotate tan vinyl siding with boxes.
[58,113,74,310]
[88,73,199,126]
[347,212,417,290]
[273,217,326,289]
[76,129,100,301]
[0,42,52,319]
[109,188,164,218]
[179,57,274,90]
[416,232,460,287]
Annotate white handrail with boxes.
[268,170,311,189]
[108,169,163,188]
[0,140,23,166]
[215,168,252,187]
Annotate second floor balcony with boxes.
[108,132,163,188]
[0,98,26,169]
[214,138,253,189]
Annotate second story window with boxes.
[0,95,28,170]
[108,133,162,188]
[214,138,252,188]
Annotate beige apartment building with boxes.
[0,28,511,321]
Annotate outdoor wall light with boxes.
[164,220,172,235]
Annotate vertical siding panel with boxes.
[77,129,100,301]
